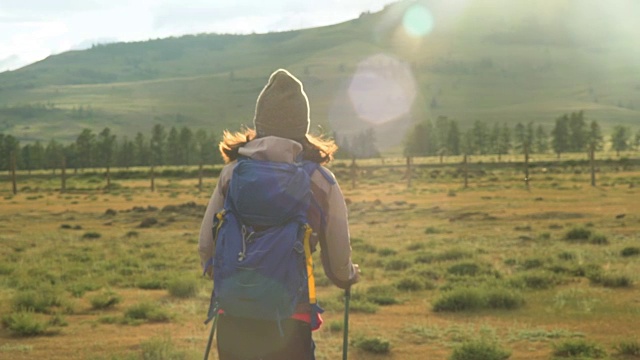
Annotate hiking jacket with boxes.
[199,136,358,290]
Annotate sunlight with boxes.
[402,4,434,38]
[347,53,417,124]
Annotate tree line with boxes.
[404,111,640,160]
[2,111,639,173]
[0,125,221,173]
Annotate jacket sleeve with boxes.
[198,165,232,275]
[313,168,359,289]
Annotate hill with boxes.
[0,0,639,148]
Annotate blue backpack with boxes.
[206,157,331,324]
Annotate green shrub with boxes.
[571,263,602,278]
[588,273,633,288]
[167,276,198,298]
[89,290,122,310]
[0,263,14,275]
[67,282,102,298]
[433,287,524,312]
[621,247,640,257]
[328,320,343,333]
[425,226,442,234]
[436,249,472,262]
[406,243,426,251]
[349,300,379,314]
[139,334,187,360]
[48,312,68,327]
[378,248,397,257]
[557,251,576,261]
[366,285,400,305]
[352,240,377,254]
[385,259,412,271]
[510,272,559,290]
[415,252,435,264]
[82,232,102,240]
[448,262,482,276]
[521,258,545,270]
[124,302,171,323]
[485,289,525,310]
[433,288,485,312]
[353,336,391,354]
[552,339,607,358]
[1,311,48,337]
[395,276,426,292]
[615,339,640,356]
[12,288,64,313]
[565,227,592,242]
[136,277,165,290]
[449,339,511,360]
[588,233,609,245]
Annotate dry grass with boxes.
[1,162,639,360]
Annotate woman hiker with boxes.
[199,68,360,360]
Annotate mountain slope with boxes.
[0,0,638,146]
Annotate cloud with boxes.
[0,0,113,15]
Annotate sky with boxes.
[0,0,396,72]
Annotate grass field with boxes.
[1,157,639,359]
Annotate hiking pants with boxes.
[217,314,314,360]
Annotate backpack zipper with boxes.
[238,225,255,261]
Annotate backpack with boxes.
[207,157,331,323]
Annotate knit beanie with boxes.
[253,69,310,140]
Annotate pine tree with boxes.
[551,115,570,158]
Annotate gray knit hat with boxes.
[253,69,310,140]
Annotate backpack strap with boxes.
[203,209,226,277]
[302,224,316,306]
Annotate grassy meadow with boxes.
[1,156,639,360]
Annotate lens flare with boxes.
[347,53,417,124]
[402,4,434,37]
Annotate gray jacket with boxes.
[198,136,358,289]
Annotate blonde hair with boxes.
[219,127,337,165]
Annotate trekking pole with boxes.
[203,313,219,360]
[342,286,351,360]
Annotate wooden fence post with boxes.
[198,162,204,193]
[61,156,67,193]
[350,157,357,190]
[590,144,596,187]
[463,154,469,189]
[150,164,156,192]
[524,144,530,191]
[10,151,17,195]
[105,165,111,191]
[406,156,412,189]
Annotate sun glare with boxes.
[347,53,417,124]
[402,4,434,38]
